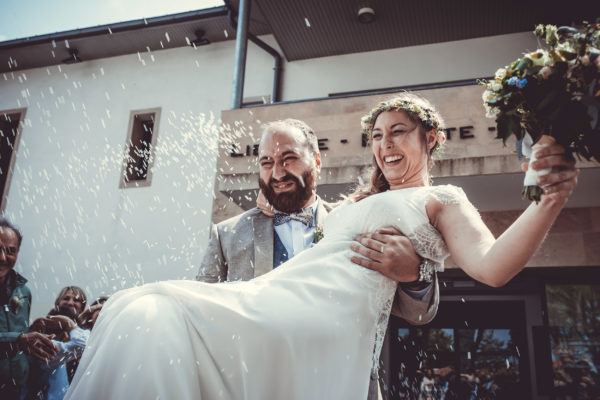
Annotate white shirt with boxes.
[273,198,319,259]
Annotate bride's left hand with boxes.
[350,227,420,283]
[524,143,579,202]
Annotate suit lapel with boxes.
[252,215,274,278]
[315,197,330,228]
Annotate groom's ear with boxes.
[314,152,321,174]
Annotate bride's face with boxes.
[371,110,436,189]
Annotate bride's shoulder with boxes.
[427,184,470,206]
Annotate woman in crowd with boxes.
[66,93,577,399]
[24,287,103,400]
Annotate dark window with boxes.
[121,109,160,188]
[0,111,23,211]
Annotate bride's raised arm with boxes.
[432,142,579,287]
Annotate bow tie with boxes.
[273,207,314,228]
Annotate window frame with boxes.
[0,108,26,212]
[119,107,161,189]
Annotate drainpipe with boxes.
[231,0,251,109]
[226,3,282,105]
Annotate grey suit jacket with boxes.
[197,200,332,282]
[197,199,439,399]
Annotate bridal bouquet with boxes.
[481,22,600,201]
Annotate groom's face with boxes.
[258,128,321,213]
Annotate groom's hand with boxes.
[350,227,420,283]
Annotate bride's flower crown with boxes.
[361,96,447,153]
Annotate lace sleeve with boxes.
[405,185,478,268]
[429,185,479,215]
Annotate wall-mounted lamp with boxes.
[357,7,376,24]
[190,30,210,46]
[63,49,83,64]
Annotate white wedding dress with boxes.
[66,185,466,400]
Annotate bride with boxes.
[65,93,578,399]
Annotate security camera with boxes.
[357,7,375,24]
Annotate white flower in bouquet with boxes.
[494,68,508,80]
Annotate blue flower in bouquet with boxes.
[507,76,519,86]
[506,76,528,88]
[516,78,528,88]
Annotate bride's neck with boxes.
[389,171,430,190]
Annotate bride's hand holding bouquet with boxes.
[482,22,599,202]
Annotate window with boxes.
[0,109,25,212]
[545,284,600,399]
[120,108,160,188]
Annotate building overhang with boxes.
[1,0,597,73]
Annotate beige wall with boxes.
[441,207,600,269]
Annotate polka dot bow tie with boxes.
[273,207,314,228]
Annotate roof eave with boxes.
[0,6,229,50]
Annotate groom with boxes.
[197,118,439,399]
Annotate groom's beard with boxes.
[259,170,315,213]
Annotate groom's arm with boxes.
[197,223,228,283]
[350,228,439,325]
[391,274,438,325]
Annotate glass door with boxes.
[383,300,530,399]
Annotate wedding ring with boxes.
[380,245,384,253]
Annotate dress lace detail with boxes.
[430,184,469,205]
[408,223,449,267]
[370,278,397,373]
[430,184,480,216]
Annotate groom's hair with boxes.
[262,119,319,155]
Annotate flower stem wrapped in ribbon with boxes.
[521,134,554,201]
[481,22,600,202]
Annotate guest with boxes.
[23,287,91,400]
[49,286,88,383]
[77,296,108,331]
[0,218,56,400]
[48,287,87,321]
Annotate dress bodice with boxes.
[322,184,472,267]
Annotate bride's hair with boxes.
[349,93,446,202]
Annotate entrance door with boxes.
[383,299,532,399]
